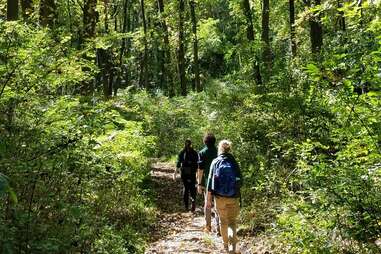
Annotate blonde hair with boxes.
[218,139,232,155]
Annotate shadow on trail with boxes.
[150,162,184,214]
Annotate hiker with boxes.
[206,140,242,254]
[175,139,199,212]
[197,132,219,233]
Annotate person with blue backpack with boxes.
[206,140,242,254]
[175,139,199,212]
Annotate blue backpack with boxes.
[212,157,238,197]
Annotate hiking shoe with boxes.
[191,202,196,213]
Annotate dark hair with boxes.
[203,133,216,147]
[184,139,192,150]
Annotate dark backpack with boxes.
[181,150,196,176]
[212,157,239,197]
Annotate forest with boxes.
[0,0,380,253]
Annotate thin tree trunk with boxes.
[178,0,187,96]
[83,0,97,39]
[309,0,323,54]
[82,0,97,94]
[242,0,254,41]
[337,0,346,31]
[40,0,56,27]
[157,0,173,96]
[21,0,33,20]
[116,0,130,95]
[101,0,113,98]
[261,0,271,74]
[139,0,149,89]
[241,0,262,84]
[189,0,200,92]
[289,0,297,57]
[7,0,19,21]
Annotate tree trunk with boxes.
[242,0,254,41]
[261,0,271,74]
[189,0,200,92]
[241,0,262,85]
[139,0,149,89]
[21,0,33,20]
[82,0,97,95]
[83,0,97,39]
[7,0,19,21]
[157,0,174,96]
[289,0,297,57]
[309,0,323,54]
[178,0,187,96]
[337,0,346,31]
[116,0,130,95]
[40,0,56,27]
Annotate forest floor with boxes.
[145,162,270,254]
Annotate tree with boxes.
[83,0,97,39]
[189,0,200,92]
[261,0,271,75]
[241,0,262,84]
[7,0,19,21]
[307,0,323,54]
[157,0,173,95]
[289,0,297,57]
[139,0,149,89]
[40,0,56,27]
[178,0,187,96]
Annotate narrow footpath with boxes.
[145,162,260,254]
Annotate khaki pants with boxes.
[215,196,240,249]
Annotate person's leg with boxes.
[215,197,229,251]
[213,205,220,235]
[204,190,211,231]
[190,175,196,212]
[182,176,190,210]
[226,198,240,252]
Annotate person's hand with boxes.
[205,200,212,210]
[197,185,203,194]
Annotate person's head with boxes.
[218,139,232,155]
[184,139,192,150]
[203,132,216,147]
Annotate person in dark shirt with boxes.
[197,133,218,233]
[175,139,199,212]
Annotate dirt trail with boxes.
[145,162,256,254]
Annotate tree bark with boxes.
[241,0,262,85]
[139,0,149,89]
[7,0,19,21]
[21,0,33,20]
[242,0,254,41]
[82,0,97,95]
[308,0,323,54]
[337,0,346,31]
[189,0,200,92]
[261,0,271,74]
[157,0,174,96]
[83,0,97,38]
[289,0,297,57]
[178,0,187,96]
[40,0,56,27]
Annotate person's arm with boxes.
[205,160,215,208]
[174,151,183,180]
[197,151,204,186]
